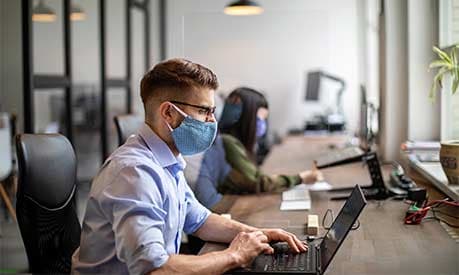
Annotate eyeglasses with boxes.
[170,100,216,117]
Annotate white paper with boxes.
[280,200,311,211]
[282,188,310,201]
[286,182,332,192]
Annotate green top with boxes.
[217,134,302,195]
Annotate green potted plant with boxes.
[429,45,459,185]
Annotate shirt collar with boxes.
[138,123,186,171]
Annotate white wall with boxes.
[165,0,361,136]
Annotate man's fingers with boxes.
[284,235,300,253]
[260,243,272,254]
[257,234,268,243]
[252,231,265,238]
[252,231,269,243]
[261,229,308,253]
[292,235,308,252]
[263,245,274,254]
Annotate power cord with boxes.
[322,209,361,230]
[304,209,362,242]
[404,198,459,227]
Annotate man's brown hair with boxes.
[140,58,219,104]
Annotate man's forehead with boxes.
[187,88,216,106]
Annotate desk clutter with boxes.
[280,148,454,224]
[280,186,311,210]
[200,136,458,273]
[280,182,332,211]
[327,150,459,238]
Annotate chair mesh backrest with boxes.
[16,134,81,274]
[114,114,143,146]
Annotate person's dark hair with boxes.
[220,87,268,155]
[140,58,219,105]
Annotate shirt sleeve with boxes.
[183,182,211,235]
[220,134,301,194]
[99,164,170,275]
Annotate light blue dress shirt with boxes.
[72,123,211,274]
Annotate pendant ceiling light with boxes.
[71,2,86,21]
[224,0,264,16]
[32,0,57,22]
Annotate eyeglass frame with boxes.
[169,100,217,117]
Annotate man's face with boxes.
[168,87,217,127]
[176,88,216,122]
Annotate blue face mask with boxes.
[219,103,243,128]
[256,117,267,137]
[166,103,218,155]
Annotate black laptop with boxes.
[230,184,367,275]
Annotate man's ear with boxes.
[159,101,176,126]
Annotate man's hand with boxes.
[261,228,308,253]
[226,231,272,268]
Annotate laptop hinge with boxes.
[316,245,321,274]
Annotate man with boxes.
[72,58,307,274]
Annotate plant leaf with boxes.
[429,84,436,101]
[433,46,452,63]
[429,60,450,69]
[429,87,437,101]
[453,48,459,83]
[452,48,457,69]
[452,77,459,94]
[435,67,449,80]
[430,67,449,101]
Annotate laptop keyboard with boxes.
[266,243,313,272]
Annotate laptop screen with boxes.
[319,185,367,272]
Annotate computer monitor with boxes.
[305,71,322,101]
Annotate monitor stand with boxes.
[330,186,389,200]
[328,152,391,200]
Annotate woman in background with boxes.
[184,87,323,214]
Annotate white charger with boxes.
[307,214,319,235]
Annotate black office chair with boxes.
[16,134,81,274]
[114,114,144,146]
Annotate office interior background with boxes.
[0,0,458,273]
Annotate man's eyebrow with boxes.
[200,105,216,109]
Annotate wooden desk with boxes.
[200,136,458,275]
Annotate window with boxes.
[440,0,459,140]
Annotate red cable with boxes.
[425,200,459,208]
[404,199,458,224]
